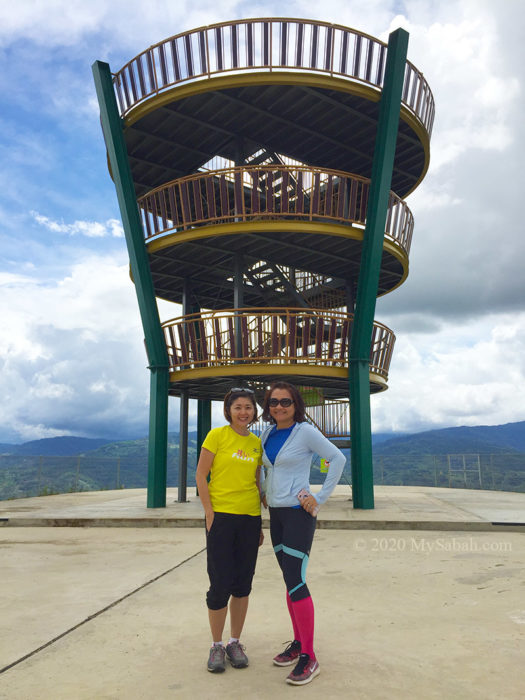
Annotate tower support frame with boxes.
[92,60,170,508]
[348,28,409,508]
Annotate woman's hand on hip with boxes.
[300,494,318,515]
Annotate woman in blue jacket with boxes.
[260,381,345,686]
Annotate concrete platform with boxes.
[1,487,525,699]
[1,485,525,531]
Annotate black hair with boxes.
[261,381,306,424]
[223,388,258,424]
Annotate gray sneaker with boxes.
[226,640,249,668]
[207,644,226,673]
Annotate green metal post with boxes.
[348,29,409,509]
[197,399,212,455]
[92,60,170,508]
[178,389,189,502]
[196,398,212,496]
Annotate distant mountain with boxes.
[374,421,525,456]
[1,422,524,458]
[372,432,408,445]
[2,436,117,456]
[0,443,15,454]
[1,422,525,499]
[83,432,198,459]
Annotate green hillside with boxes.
[1,422,524,499]
[374,421,525,456]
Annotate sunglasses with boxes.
[230,387,254,394]
[268,398,294,407]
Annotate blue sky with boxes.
[1,0,524,442]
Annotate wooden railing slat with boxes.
[214,318,223,359]
[280,21,288,66]
[215,27,223,71]
[310,24,318,68]
[185,34,193,77]
[296,22,304,67]
[246,23,254,67]
[171,39,181,81]
[199,31,207,74]
[231,24,239,69]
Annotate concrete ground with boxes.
[1,486,524,699]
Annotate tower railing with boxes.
[162,307,395,379]
[113,18,434,135]
[252,399,350,439]
[139,165,413,255]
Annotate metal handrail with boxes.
[161,307,395,379]
[252,399,350,439]
[113,18,434,136]
[139,164,413,255]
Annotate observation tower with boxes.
[92,18,433,509]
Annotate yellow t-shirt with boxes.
[202,425,262,516]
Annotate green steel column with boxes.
[197,399,212,454]
[178,389,189,503]
[196,399,212,496]
[92,60,170,508]
[348,29,409,509]
[148,367,169,506]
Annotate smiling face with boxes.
[229,396,256,433]
[269,387,295,429]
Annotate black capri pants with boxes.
[269,506,317,602]
[206,512,262,610]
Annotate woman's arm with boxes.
[303,424,346,505]
[256,465,267,509]
[195,447,216,531]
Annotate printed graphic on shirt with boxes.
[232,449,256,462]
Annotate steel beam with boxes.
[178,389,189,502]
[348,29,409,509]
[92,60,170,508]
[197,400,212,456]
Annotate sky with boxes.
[0,0,524,443]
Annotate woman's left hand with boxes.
[259,529,265,546]
[300,494,318,515]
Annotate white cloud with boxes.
[1,0,524,442]
[31,212,124,238]
[372,313,525,433]
[390,3,523,171]
[0,255,170,440]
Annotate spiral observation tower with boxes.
[92,18,433,508]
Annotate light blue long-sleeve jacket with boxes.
[261,422,346,507]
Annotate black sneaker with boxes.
[272,639,302,667]
[226,640,249,668]
[207,644,226,673]
[286,653,320,685]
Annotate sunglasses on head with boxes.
[269,397,294,407]
[230,387,254,394]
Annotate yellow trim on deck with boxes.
[168,363,387,391]
[148,220,361,250]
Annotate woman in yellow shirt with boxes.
[196,387,264,674]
